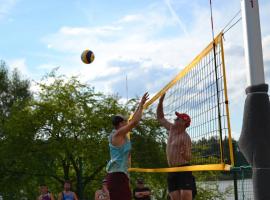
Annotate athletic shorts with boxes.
[167,171,196,193]
[106,172,132,200]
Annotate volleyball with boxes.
[81,49,95,64]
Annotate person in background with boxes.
[58,180,78,200]
[37,183,55,200]
[95,179,110,200]
[133,178,151,200]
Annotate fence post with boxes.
[232,142,239,200]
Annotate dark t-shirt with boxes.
[133,187,151,200]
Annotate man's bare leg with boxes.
[169,190,181,200]
[181,190,192,200]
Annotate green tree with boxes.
[0,60,33,199]
[0,60,31,138]
[30,71,127,199]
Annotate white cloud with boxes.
[163,0,190,38]
[0,0,17,20]
[117,14,144,23]
[37,63,57,70]
[7,58,29,76]
[58,25,123,36]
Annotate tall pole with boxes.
[241,0,265,86]
[239,0,270,199]
[126,75,128,104]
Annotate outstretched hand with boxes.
[139,92,149,107]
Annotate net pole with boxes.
[209,0,225,164]
[220,35,235,166]
[232,142,239,200]
[212,41,225,164]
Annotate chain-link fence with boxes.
[194,166,253,200]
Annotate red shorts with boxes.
[106,172,131,200]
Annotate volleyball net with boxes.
[129,32,234,173]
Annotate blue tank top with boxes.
[62,192,74,200]
[106,130,131,175]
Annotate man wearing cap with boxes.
[106,92,149,200]
[157,93,195,200]
[133,178,151,200]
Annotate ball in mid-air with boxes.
[81,50,95,64]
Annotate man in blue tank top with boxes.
[57,180,78,200]
[106,92,149,200]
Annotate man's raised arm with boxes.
[157,93,172,130]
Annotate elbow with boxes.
[156,112,163,120]
[129,119,139,128]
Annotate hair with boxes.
[64,180,71,185]
[136,178,144,184]
[112,115,126,127]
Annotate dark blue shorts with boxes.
[167,171,196,193]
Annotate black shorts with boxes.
[167,171,196,193]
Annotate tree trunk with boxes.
[62,159,70,181]
[76,157,84,200]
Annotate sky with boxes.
[0,0,269,140]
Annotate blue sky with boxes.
[0,0,270,139]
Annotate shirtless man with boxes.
[157,93,194,200]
